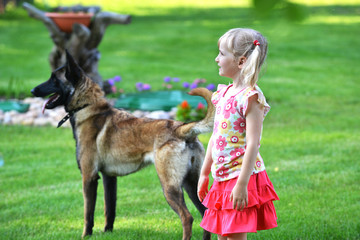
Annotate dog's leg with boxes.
[82,173,100,238]
[102,173,117,232]
[162,185,193,240]
[183,170,211,240]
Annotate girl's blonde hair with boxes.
[218,28,268,87]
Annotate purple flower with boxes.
[108,78,115,86]
[164,76,171,83]
[194,79,201,85]
[173,77,180,82]
[190,83,198,89]
[206,83,215,91]
[136,82,143,91]
[182,82,190,89]
[143,83,151,91]
[114,76,122,82]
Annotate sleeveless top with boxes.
[211,84,270,182]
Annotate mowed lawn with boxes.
[0,0,359,239]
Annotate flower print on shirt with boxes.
[233,118,246,133]
[254,157,264,171]
[219,119,232,134]
[215,135,227,151]
[216,106,222,115]
[227,131,245,148]
[215,165,229,179]
[211,85,269,182]
[223,96,237,119]
[230,148,245,161]
[217,156,226,163]
[213,121,219,134]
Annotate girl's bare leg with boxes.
[218,234,227,240]
[228,232,247,240]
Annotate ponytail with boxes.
[241,42,262,88]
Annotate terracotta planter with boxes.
[45,12,93,33]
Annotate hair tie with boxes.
[253,40,260,46]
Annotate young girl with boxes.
[197,28,279,240]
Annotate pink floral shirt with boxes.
[211,84,270,182]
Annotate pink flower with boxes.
[215,136,227,151]
[230,148,245,161]
[218,156,225,163]
[233,118,246,133]
[232,161,239,167]
[230,135,239,144]
[197,102,205,109]
[256,160,262,168]
[223,96,237,119]
[215,166,229,179]
[213,121,219,134]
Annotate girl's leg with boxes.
[227,232,247,240]
[218,234,227,240]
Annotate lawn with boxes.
[0,0,360,239]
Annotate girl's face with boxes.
[215,40,240,79]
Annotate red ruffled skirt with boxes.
[200,170,279,235]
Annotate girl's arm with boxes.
[197,134,214,202]
[230,95,264,210]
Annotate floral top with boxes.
[211,84,270,182]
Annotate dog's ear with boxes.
[65,50,83,86]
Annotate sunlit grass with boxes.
[0,0,360,239]
[305,15,360,24]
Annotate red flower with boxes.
[181,100,190,109]
[256,160,262,168]
[218,156,225,163]
[215,136,227,151]
[223,96,237,119]
[233,118,246,133]
[215,166,229,179]
[230,148,245,161]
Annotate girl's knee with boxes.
[217,234,227,240]
[227,232,247,240]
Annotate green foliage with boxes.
[0,0,360,239]
[175,100,207,123]
[252,0,308,21]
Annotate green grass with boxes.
[1,0,360,239]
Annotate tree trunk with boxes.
[23,2,131,89]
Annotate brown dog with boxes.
[31,51,214,240]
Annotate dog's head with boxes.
[31,50,102,113]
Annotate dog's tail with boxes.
[175,88,215,139]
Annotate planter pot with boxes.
[45,12,93,33]
[114,90,207,111]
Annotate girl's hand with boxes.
[197,175,209,202]
[230,182,248,211]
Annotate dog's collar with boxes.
[57,104,89,128]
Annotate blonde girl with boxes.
[197,28,279,240]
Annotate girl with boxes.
[197,28,279,240]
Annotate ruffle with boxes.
[200,171,279,234]
[202,171,279,210]
[242,87,270,117]
[200,200,278,234]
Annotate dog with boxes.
[31,51,214,240]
